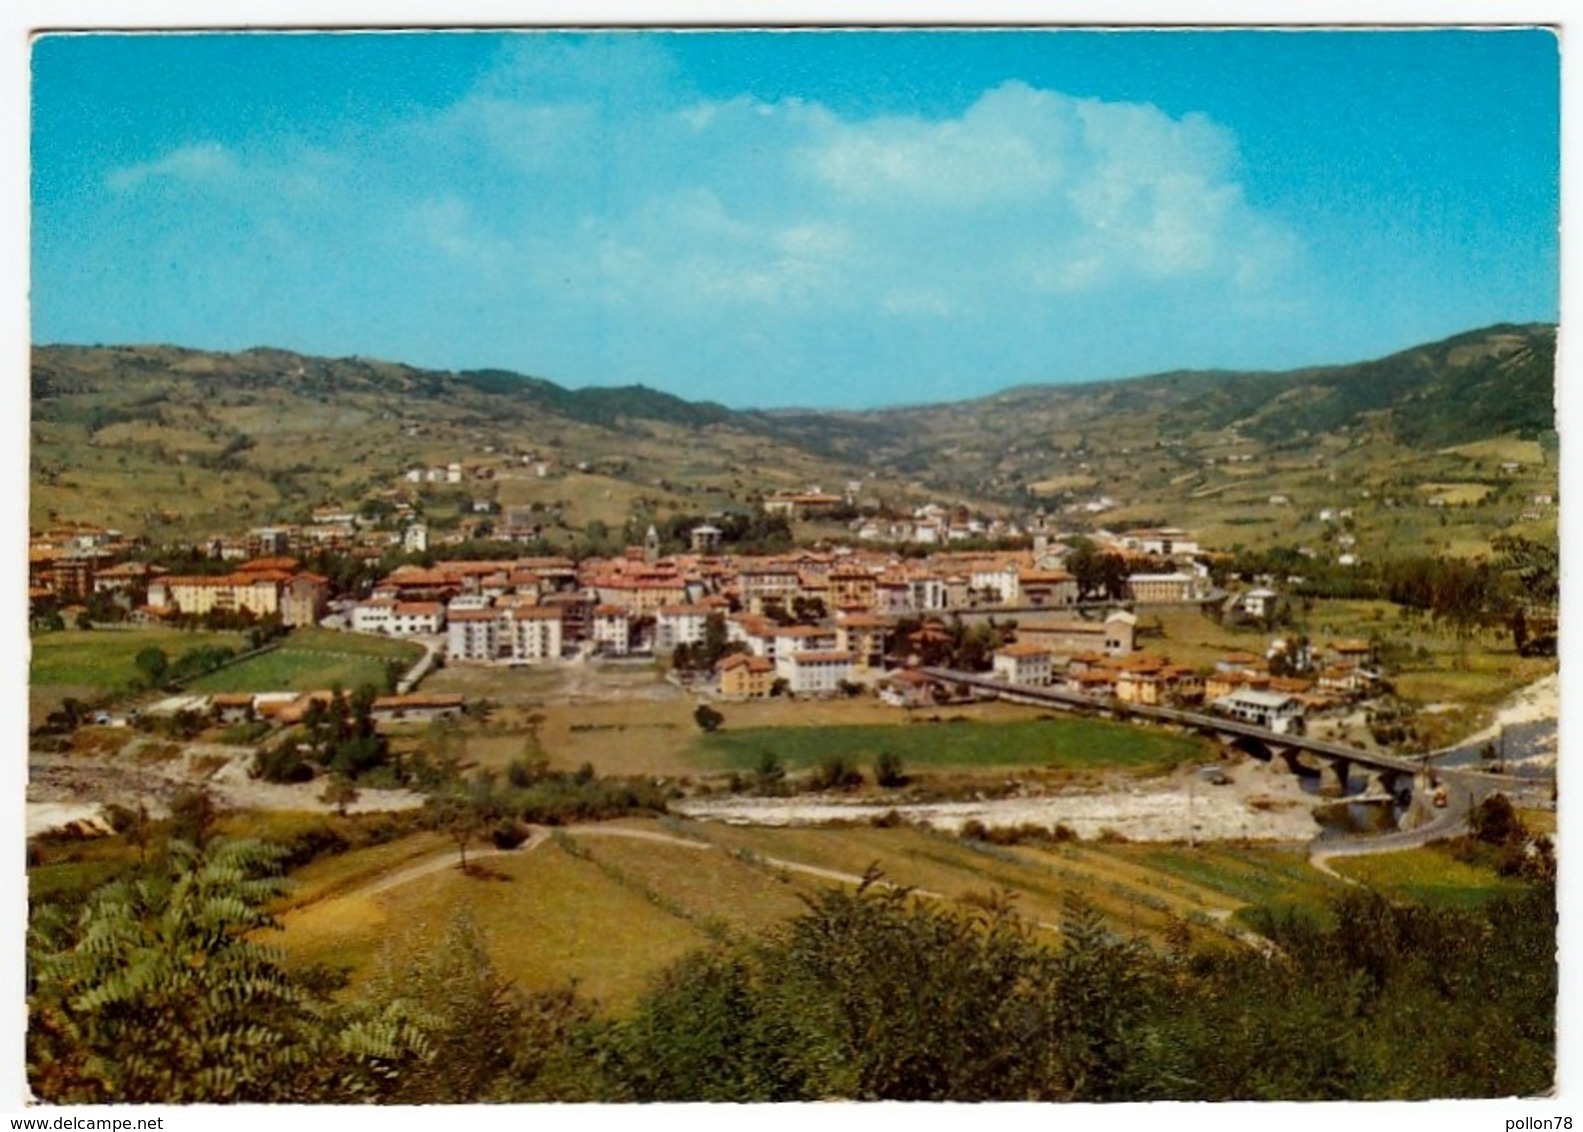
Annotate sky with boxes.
[30,28,1560,409]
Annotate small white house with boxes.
[1211,689,1305,734]
[992,643,1053,687]
[1239,587,1279,620]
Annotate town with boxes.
[23,25,1561,1108]
[28,505,1398,736]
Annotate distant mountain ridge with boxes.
[30,323,1556,541]
[749,322,1555,459]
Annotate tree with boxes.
[1471,793,1525,848]
[1492,534,1559,606]
[28,839,342,1103]
[436,796,484,871]
[133,646,169,689]
[1049,896,1161,1100]
[809,755,863,792]
[694,704,725,733]
[319,775,360,818]
[101,800,152,864]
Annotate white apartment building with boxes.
[508,606,563,662]
[656,604,712,652]
[445,605,563,663]
[774,649,856,695]
[357,598,446,636]
[968,565,1020,605]
[447,609,503,662]
[592,605,632,656]
[992,643,1054,687]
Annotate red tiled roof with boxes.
[787,650,855,664]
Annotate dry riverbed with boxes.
[676,757,1324,842]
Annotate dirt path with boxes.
[357,829,551,898]
[308,823,934,911]
[321,824,712,904]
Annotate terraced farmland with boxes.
[273,817,1383,1011]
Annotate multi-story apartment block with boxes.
[507,606,563,662]
[149,558,326,627]
[592,605,632,656]
[656,604,713,651]
[718,653,775,698]
[774,649,856,695]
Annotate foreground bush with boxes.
[29,839,1556,1102]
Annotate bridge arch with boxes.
[1213,731,1306,775]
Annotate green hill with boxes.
[30,324,1556,557]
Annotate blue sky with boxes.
[31,28,1559,409]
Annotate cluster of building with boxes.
[145,557,331,627]
[326,523,1232,696]
[986,632,1383,735]
[850,502,1026,546]
[28,523,148,605]
[27,517,336,628]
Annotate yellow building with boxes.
[718,653,775,698]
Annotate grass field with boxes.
[1438,437,1546,465]
[1330,847,1525,908]
[1029,474,1097,495]
[30,627,251,691]
[690,716,1210,774]
[277,834,734,1010]
[1417,483,1494,506]
[186,629,421,694]
[1124,843,1350,927]
[431,692,1076,778]
[247,809,1536,1015]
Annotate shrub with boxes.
[491,823,530,850]
[808,756,863,792]
[874,751,907,788]
[754,750,785,789]
[253,744,314,785]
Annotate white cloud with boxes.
[406,195,498,266]
[368,52,1296,317]
[106,143,241,192]
[805,82,1068,207]
[84,43,1302,394]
